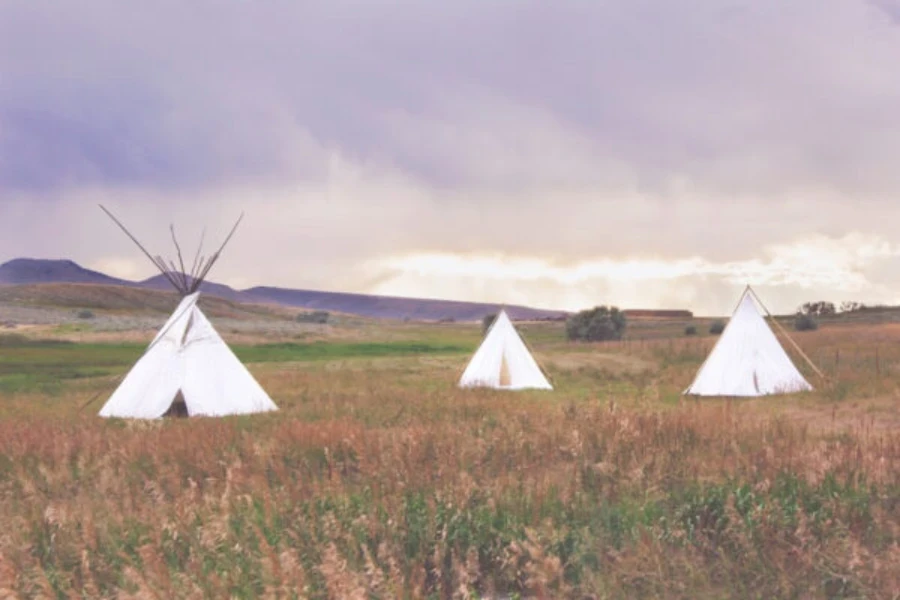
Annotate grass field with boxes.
[1,309,899,599]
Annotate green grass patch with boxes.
[234,341,469,363]
[0,339,470,393]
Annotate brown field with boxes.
[1,296,899,599]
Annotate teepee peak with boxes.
[99,204,243,296]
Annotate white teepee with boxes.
[459,310,552,390]
[97,205,277,419]
[684,287,813,397]
[99,292,278,418]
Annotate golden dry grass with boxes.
[0,314,899,598]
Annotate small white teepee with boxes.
[459,310,552,390]
[684,287,813,397]
[99,292,278,418]
[97,205,278,419]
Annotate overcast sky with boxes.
[2,0,900,315]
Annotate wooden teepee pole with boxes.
[748,287,827,381]
[99,204,185,293]
[505,307,556,388]
[188,228,207,283]
[169,224,190,292]
[190,213,244,293]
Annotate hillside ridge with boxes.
[0,258,568,322]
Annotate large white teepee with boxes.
[684,287,813,397]
[99,292,278,418]
[97,205,277,419]
[459,310,552,390]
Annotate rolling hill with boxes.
[0,258,568,322]
[0,258,128,286]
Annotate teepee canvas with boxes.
[684,287,813,397]
[97,206,278,419]
[459,310,552,390]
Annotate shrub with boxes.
[709,320,726,335]
[684,325,697,336]
[794,313,818,331]
[482,313,497,335]
[566,306,626,342]
[77,310,95,320]
[296,310,329,324]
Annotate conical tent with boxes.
[96,205,278,419]
[99,293,278,418]
[459,310,552,390]
[684,288,813,397]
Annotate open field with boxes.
[1,300,900,598]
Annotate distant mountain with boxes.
[0,258,569,322]
[0,258,128,286]
[245,286,568,322]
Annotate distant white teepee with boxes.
[684,287,813,397]
[97,205,278,419]
[459,310,552,390]
[99,292,278,418]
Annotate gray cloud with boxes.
[4,0,900,195]
[2,0,900,314]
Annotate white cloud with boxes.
[364,233,900,314]
[84,257,144,281]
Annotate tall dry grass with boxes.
[1,321,899,598]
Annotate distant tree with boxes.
[77,310,95,320]
[566,306,626,342]
[482,313,498,335]
[296,310,329,324]
[798,301,836,317]
[839,301,866,313]
[794,313,818,331]
[709,320,726,335]
[684,325,697,336]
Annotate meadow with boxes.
[0,307,899,599]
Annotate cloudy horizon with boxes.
[3,0,900,316]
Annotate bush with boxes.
[296,310,329,324]
[709,320,726,335]
[77,310,95,320]
[482,313,497,335]
[794,313,818,331]
[566,306,626,342]
[684,325,697,336]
